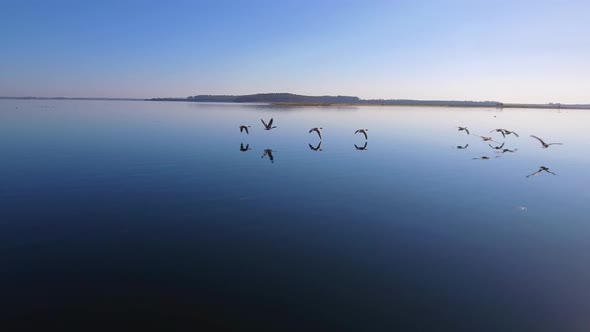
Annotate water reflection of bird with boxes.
[309,141,322,151]
[309,127,322,139]
[490,129,506,138]
[355,142,368,150]
[526,166,556,178]
[456,144,469,149]
[240,143,251,152]
[472,156,500,160]
[261,118,276,130]
[261,149,274,163]
[458,127,470,135]
[355,129,368,139]
[239,125,251,134]
[530,135,563,148]
[488,142,505,150]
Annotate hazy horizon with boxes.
[1,0,589,103]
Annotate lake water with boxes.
[1,100,589,330]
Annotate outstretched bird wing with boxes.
[362,130,367,139]
[316,129,322,139]
[261,119,268,128]
[268,118,274,127]
[245,127,249,134]
[512,131,519,137]
[530,135,546,146]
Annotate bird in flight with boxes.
[488,142,505,150]
[456,144,469,149]
[239,125,251,134]
[503,129,519,137]
[354,142,368,150]
[526,166,556,178]
[530,135,563,148]
[490,128,506,138]
[261,118,276,130]
[240,143,251,152]
[309,141,322,151]
[458,126,470,135]
[497,148,518,154]
[309,127,323,140]
[477,136,499,143]
[355,129,368,139]
[261,149,275,163]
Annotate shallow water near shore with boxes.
[1,100,589,330]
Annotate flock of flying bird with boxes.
[456,126,563,178]
[239,118,369,163]
[236,117,562,177]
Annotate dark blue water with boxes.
[1,100,589,330]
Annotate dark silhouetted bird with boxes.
[355,129,368,139]
[490,128,506,138]
[458,127,470,135]
[503,129,519,137]
[309,127,322,140]
[239,125,251,134]
[530,135,562,148]
[261,118,276,130]
[261,149,275,163]
[526,166,556,178]
[497,148,518,153]
[477,135,499,143]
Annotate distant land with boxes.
[0,97,143,101]
[148,93,590,109]
[2,94,589,109]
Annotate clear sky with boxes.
[1,0,589,103]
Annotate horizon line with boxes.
[2,94,589,106]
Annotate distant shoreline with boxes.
[0,97,143,101]
[2,95,589,110]
[269,102,590,109]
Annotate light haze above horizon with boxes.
[1,0,589,103]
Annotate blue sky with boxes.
[1,0,589,103]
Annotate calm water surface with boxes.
[1,100,589,330]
